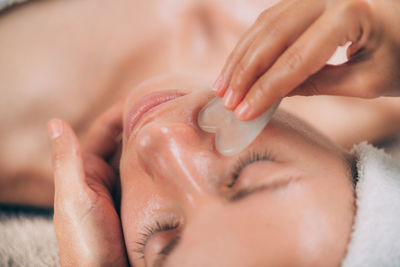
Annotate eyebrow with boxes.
[151,176,301,267]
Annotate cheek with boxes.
[233,180,352,267]
[251,186,326,262]
[119,181,161,251]
[119,199,140,260]
[286,178,354,266]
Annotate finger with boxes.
[223,0,325,109]
[83,98,124,158]
[213,1,289,96]
[235,1,373,120]
[48,119,87,198]
[213,18,270,97]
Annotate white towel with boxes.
[0,214,59,266]
[342,142,400,267]
[0,0,28,12]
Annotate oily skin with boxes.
[119,75,355,267]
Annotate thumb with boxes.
[48,119,95,266]
[47,119,87,200]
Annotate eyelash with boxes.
[227,150,273,188]
[135,220,180,259]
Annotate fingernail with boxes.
[48,119,63,139]
[235,102,251,120]
[213,76,224,92]
[222,90,236,108]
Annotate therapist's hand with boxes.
[48,101,127,267]
[213,0,400,120]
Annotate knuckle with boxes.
[267,22,280,39]
[336,0,373,19]
[231,59,262,91]
[257,9,272,23]
[255,80,270,99]
[234,61,250,85]
[331,0,374,44]
[223,51,241,77]
[237,60,249,76]
[256,9,280,31]
[281,46,304,73]
[231,60,254,91]
[252,80,278,108]
[53,152,67,168]
[258,18,280,39]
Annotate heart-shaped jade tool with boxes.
[198,97,281,156]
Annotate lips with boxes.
[125,91,185,140]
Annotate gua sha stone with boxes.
[198,97,281,156]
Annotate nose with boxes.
[135,122,218,203]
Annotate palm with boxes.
[79,155,127,266]
[54,154,128,267]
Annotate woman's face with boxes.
[119,75,355,267]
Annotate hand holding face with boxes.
[48,101,128,267]
[214,0,400,120]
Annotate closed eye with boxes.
[229,176,301,202]
[135,220,180,259]
[228,150,275,188]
